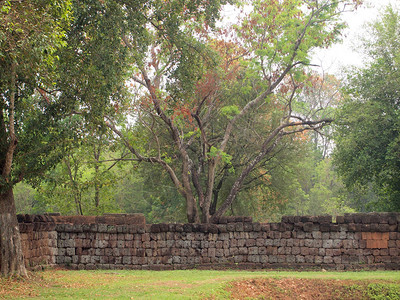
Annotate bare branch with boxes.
[131,75,147,87]
[138,110,162,159]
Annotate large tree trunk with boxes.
[185,191,199,224]
[0,60,27,277]
[0,188,28,277]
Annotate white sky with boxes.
[312,0,400,75]
[221,0,400,75]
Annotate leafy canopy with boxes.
[333,6,400,211]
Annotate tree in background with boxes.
[114,163,187,223]
[334,6,400,211]
[106,0,361,223]
[34,126,124,216]
[280,70,356,217]
[103,0,230,223]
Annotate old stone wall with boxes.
[17,213,400,271]
[17,214,58,270]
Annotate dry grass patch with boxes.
[0,273,46,299]
[228,278,400,300]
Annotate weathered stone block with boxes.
[208,224,218,234]
[215,249,224,257]
[248,247,258,255]
[182,224,192,232]
[332,239,343,248]
[335,216,345,224]
[261,224,270,232]
[378,224,390,232]
[319,224,330,232]
[300,247,310,256]
[248,255,260,263]
[304,239,313,248]
[246,239,256,247]
[243,223,252,232]
[281,216,294,224]
[323,240,333,249]
[234,223,242,232]
[66,248,75,256]
[370,213,383,224]
[303,222,314,232]
[218,225,227,233]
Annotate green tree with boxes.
[54,0,129,122]
[333,6,400,211]
[35,127,127,215]
[14,182,37,214]
[26,0,134,217]
[12,0,224,223]
[231,137,314,222]
[114,163,187,223]
[106,0,360,223]
[0,0,71,277]
[281,70,354,217]
[280,143,355,218]
[308,158,355,216]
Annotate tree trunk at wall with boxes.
[0,188,27,277]
[0,61,27,277]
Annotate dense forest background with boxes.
[8,1,400,223]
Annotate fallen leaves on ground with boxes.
[228,278,368,300]
[0,272,47,299]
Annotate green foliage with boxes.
[251,142,355,221]
[0,0,71,68]
[14,182,37,214]
[0,0,74,193]
[33,131,124,215]
[55,0,129,120]
[15,113,84,187]
[367,283,400,300]
[114,164,187,223]
[239,0,346,81]
[230,139,311,222]
[333,6,400,211]
[207,147,233,166]
[308,158,355,216]
[220,105,240,119]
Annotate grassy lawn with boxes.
[1,269,400,299]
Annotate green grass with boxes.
[1,269,400,299]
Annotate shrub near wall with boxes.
[16,213,400,271]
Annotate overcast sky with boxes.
[222,0,399,75]
[312,0,400,75]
